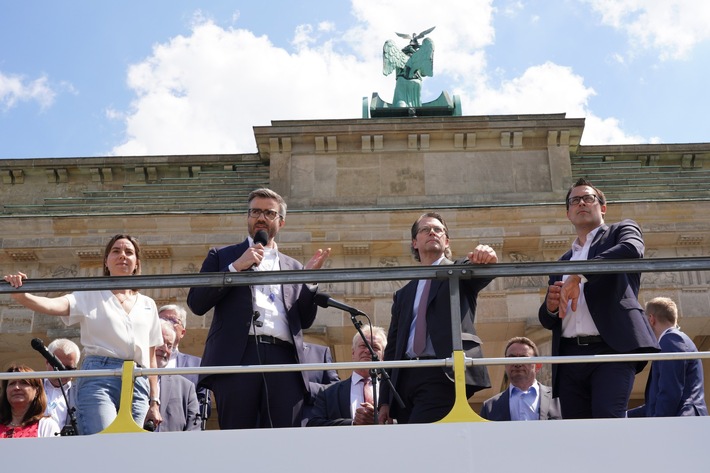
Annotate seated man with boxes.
[155,320,200,432]
[307,326,387,426]
[43,338,81,432]
[480,336,561,421]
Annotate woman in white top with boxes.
[4,234,163,435]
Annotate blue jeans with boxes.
[75,356,150,435]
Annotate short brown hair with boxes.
[504,336,539,357]
[646,297,678,325]
[248,188,287,219]
[565,178,606,211]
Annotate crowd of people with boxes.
[1,183,706,437]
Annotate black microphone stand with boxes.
[54,368,78,436]
[349,311,404,424]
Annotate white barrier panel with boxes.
[1,417,706,472]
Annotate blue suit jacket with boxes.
[157,374,200,432]
[628,328,708,417]
[187,238,319,391]
[381,258,492,416]
[538,220,659,394]
[479,383,562,420]
[306,378,353,426]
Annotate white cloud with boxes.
[0,71,56,111]
[461,61,645,145]
[585,0,710,60]
[111,0,652,155]
[112,20,383,155]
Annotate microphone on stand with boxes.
[30,338,65,371]
[314,293,366,316]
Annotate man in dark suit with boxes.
[538,178,659,419]
[155,321,200,432]
[307,326,387,426]
[480,336,561,421]
[301,342,340,426]
[378,212,497,424]
[187,188,331,429]
[628,297,707,417]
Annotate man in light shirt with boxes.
[538,178,658,419]
[43,338,80,433]
[480,337,561,421]
[307,326,387,426]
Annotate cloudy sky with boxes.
[1,0,709,159]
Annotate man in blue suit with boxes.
[628,297,707,417]
[301,342,340,426]
[187,188,331,429]
[480,337,561,421]
[307,326,387,426]
[538,178,659,419]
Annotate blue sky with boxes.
[1,0,709,159]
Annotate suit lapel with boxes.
[587,224,608,259]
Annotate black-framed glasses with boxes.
[567,194,599,206]
[247,208,282,221]
[417,225,446,236]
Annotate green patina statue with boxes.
[366,26,460,118]
[383,26,436,107]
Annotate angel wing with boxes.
[383,39,408,76]
[405,37,434,77]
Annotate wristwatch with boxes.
[149,398,161,406]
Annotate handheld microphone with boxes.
[250,230,269,270]
[314,293,366,316]
[31,338,65,371]
[253,229,268,246]
[143,419,156,432]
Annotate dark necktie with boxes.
[413,280,431,356]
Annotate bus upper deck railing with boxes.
[1,256,709,431]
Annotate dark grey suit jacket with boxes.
[479,383,562,420]
[382,257,492,417]
[157,375,200,432]
[306,378,353,427]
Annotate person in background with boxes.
[307,326,387,426]
[155,320,200,431]
[301,342,340,426]
[4,234,163,434]
[379,212,497,425]
[628,297,708,417]
[187,188,331,429]
[480,336,561,421]
[1,364,60,438]
[43,338,80,430]
[159,304,210,425]
[538,178,658,419]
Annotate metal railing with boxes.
[2,256,709,431]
